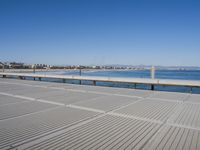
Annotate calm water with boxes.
[36,69,200,94]
[59,70,200,80]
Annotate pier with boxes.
[0,77,200,149]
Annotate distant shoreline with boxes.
[0,68,148,73]
[1,68,200,73]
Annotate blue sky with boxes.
[0,0,200,66]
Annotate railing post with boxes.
[134,83,136,89]
[33,64,36,80]
[190,87,193,94]
[79,68,81,84]
[39,77,41,81]
[150,66,155,90]
[33,64,36,73]
[151,66,155,79]
[3,65,4,72]
[151,84,154,90]
[93,80,96,86]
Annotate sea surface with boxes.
[37,69,200,94]
[60,69,200,80]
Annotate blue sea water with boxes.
[60,70,200,80]
[37,69,200,94]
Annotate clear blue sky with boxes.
[0,0,200,66]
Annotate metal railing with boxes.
[1,72,200,90]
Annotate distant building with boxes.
[9,62,24,69]
[34,64,50,69]
[92,66,101,69]
[104,66,114,69]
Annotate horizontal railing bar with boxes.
[0,72,200,87]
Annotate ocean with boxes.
[36,69,200,94]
